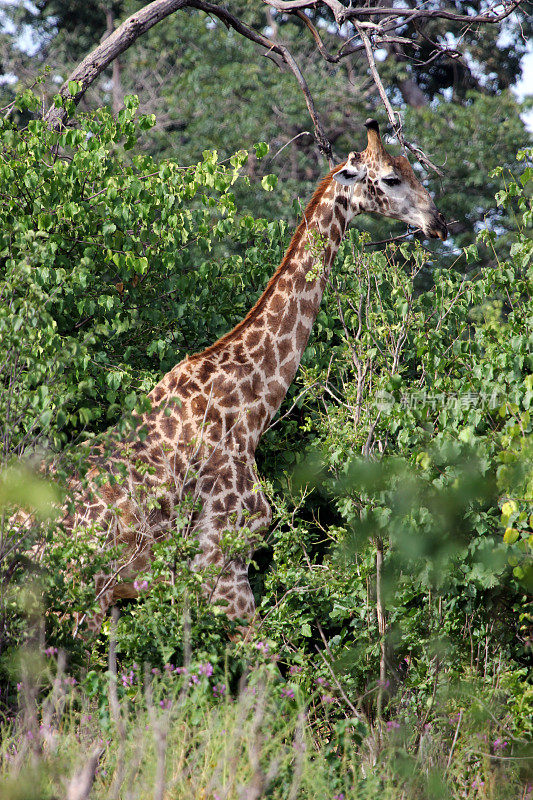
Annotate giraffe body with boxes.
[64,120,447,630]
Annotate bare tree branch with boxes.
[265,0,524,26]
[294,9,340,62]
[266,0,346,23]
[354,21,444,175]
[45,0,189,129]
[43,0,526,173]
[44,0,333,163]
[195,1,333,160]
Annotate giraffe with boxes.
[64,119,447,632]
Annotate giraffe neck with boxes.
[191,168,354,448]
[146,168,356,461]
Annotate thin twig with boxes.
[445,709,463,772]
[108,607,127,800]
[266,0,523,27]
[355,22,443,176]
[271,130,312,160]
[315,620,365,721]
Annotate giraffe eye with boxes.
[382,176,401,187]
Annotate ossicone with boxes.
[364,118,386,153]
[364,118,380,133]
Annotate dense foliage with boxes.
[1,3,530,249]
[0,59,532,800]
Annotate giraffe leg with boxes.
[192,463,271,633]
[209,558,256,622]
[82,572,117,635]
[82,569,142,636]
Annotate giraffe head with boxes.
[333,119,447,240]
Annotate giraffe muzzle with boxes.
[428,212,448,241]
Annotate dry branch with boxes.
[264,0,525,172]
[44,0,333,162]
[43,0,526,174]
[45,0,189,129]
[265,0,523,26]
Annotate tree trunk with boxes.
[397,76,428,108]
[45,0,189,129]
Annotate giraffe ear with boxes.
[333,163,367,186]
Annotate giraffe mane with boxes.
[188,161,347,362]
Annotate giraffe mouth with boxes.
[427,212,448,241]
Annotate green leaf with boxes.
[503,528,519,544]
[261,174,278,192]
[139,114,156,130]
[254,142,269,159]
[102,222,117,237]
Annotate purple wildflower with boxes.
[289,665,302,676]
[164,663,174,672]
[198,663,214,677]
[493,738,508,751]
[121,671,134,688]
[255,641,269,654]
[386,720,401,731]
[43,647,58,657]
[159,698,172,710]
[133,578,149,592]
[321,695,335,704]
[281,686,295,700]
[213,683,226,697]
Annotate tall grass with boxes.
[1,639,530,800]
